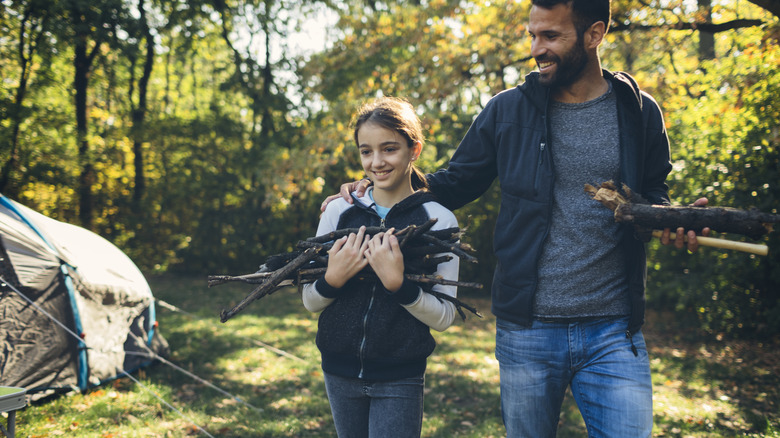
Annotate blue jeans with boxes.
[323,372,425,438]
[495,317,652,438]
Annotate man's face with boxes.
[528,3,589,88]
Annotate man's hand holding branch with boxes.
[659,197,711,252]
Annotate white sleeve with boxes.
[301,199,350,313]
[302,281,334,313]
[401,202,460,332]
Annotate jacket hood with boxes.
[350,188,437,216]
[518,69,643,111]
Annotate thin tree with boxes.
[0,2,51,196]
[69,0,126,229]
[127,0,156,205]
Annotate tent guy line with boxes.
[155,298,308,363]
[0,273,81,344]
[1,193,306,434]
[125,337,265,414]
[117,368,216,438]
[0,193,167,394]
[0,274,216,437]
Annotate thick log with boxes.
[616,203,776,240]
[585,181,779,240]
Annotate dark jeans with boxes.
[323,372,425,438]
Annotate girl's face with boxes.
[357,122,420,206]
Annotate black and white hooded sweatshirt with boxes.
[302,188,459,381]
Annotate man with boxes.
[324,0,708,435]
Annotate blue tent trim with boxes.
[1,195,91,391]
[1,194,168,398]
[61,264,89,390]
[0,195,56,253]
[148,301,157,344]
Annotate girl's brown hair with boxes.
[353,97,428,190]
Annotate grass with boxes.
[7,273,779,437]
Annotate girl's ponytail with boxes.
[411,166,429,191]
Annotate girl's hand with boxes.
[324,226,369,288]
[365,228,405,292]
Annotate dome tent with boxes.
[0,194,168,398]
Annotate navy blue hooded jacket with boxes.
[305,190,459,380]
[427,70,672,335]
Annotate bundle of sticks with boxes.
[210,218,483,323]
[585,181,779,256]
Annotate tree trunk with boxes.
[698,0,716,60]
[1,7,47,196]
[71,1,106,230]
[131,0,155,204]
[1,29,29,195]
[74,37,94,229]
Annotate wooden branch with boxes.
[610,18,764,34]
[212,265,485,320]
[305,219,438,244]
[650,230,768,256]
[617,203,776,240]
[404,273,484,291]
[208,271,272,287]
[219,247,321,322]
[297,222,475,261]
[414,254,454,270]
[212,263,485,320]
[238,266,485,291]
[399,220,436,248]
[213,222,483,322]
[417,234,478,263]
[425,290,483,320]
[585,181,777,254]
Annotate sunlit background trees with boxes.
[1,0,778,335]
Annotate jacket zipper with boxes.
[534,109,548,196]
[533,106,555,297]
[358,284,377,378]
[534,141,546,196]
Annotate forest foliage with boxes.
[1,0,778,336]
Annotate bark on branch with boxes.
[212,220,483,322]
[585,181,777,255]
[610,18,764,34]
[219,247,320,322]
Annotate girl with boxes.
[302,97,460,438]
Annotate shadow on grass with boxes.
[18,274,776,437]
[148,276,589,437]
[644,309,780,437]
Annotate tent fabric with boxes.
[0,195,168,397]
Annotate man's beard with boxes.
[537,35,588,88]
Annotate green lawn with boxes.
[9,274,779,437]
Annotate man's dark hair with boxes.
[532,0,611,36]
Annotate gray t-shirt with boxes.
[534,83,630,319]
